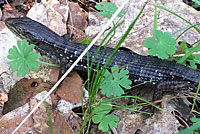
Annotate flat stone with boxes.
[86,0,200,55]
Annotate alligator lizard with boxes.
[5,17,200,99]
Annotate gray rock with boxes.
[86,0,200,55]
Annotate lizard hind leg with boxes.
[153,80,195,101]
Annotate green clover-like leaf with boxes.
[80,38,91,45]
[7,39,40,77]
[192,0,200,8]
[100,65,132,97]
[178,117,200,134]
[92,100,119,132]
[92,101,112,118]
[144,30,177,59]
[95,1,126,19]
[98,114,119,132]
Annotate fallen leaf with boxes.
[49,67,60,82]
[65,112,83,133]
[0,103,34,134]
[30,98,50,133]
[68,2,88,31]
[67,2,88,41]
[56,72,83,103]
[0,91,73,134]
[42,111,74,134]
[49,68,83,103]
[2,78,50,114]
[30,94,73,134]
[67,25,87,42]
[47,8,67,36]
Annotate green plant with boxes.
[81,38,91,45]
[178,117,200,134]
[8,1,200,133]
[88,2,200,133]
[192,0,200,8]
[92,100,119,132]
[171,41,200,69]
[100,65,132,97]
[45,103,53,134]
[7,39,40,77]
[95,1,126,19]
[151,4,200,134]
[7,39,59,77]
[144,30,177,59]
[144,5,200,69]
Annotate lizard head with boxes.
[5,17,39,43]
[5,17,64,46]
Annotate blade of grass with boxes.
[155,5,200,34]
[192,110,200,115]
[131,80,156,88]
[110,102,154,114]
[154,4,158,30]
[90,22,117,100]
[81,19,121,134]
[172,23,200,36]
[88,20,124,93]
[191,39,200,46]
[176,23,200,40]
[177,43,200,64]
[190,80,200,114]
[82,22,118,124]
[81,79,88,114]
[103,95,163,111]
[45,103,53,134]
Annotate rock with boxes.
[0,27,21,92]
[85,0,200,55]
[57,88,88,114]
[0,91,73,134]
[114,109,181,134]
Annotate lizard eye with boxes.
[17,27,23,32]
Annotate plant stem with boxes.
[37,61,59,67]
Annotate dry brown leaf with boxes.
[2,78,50,114]
[49,67,60,82]
[30,98,49,133]
[49,68,83,103]
[65,113,83,134]
[68,2,88,30]
[0,91,73,134]
[67,2,88,41]
[56,72,83,103]
[42,111,74,134]
[67,25,87,42]
[30,95,73,134]
[0,103,34,134]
